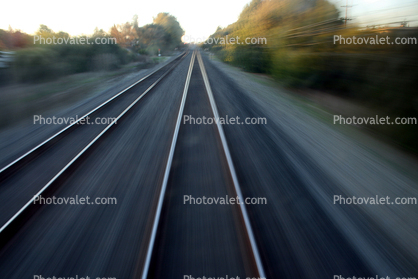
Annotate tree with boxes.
[36,24,54,38]
[153,13,184,49]
[135,24,166,54]
[132,15,139,31]
[110,22,137,48]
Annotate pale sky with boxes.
[1,0,417,42]
[1,0,251,42]
[330,0,418,27]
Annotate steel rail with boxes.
[0,51,188,234]
[0,51,187,175]
[140,50,196,279]
[196,50,266,278]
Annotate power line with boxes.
[341,0,353,26]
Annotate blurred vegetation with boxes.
[204,0,418,152]
[110,13,184,55]
[0,13,184,84]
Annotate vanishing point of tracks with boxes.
[0,50,266,279]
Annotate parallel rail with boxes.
[0,51,188,236]
[196,50,266,278]
[0,51,186,177]
[140,50,196,279]
[1,50,266,279]
[140,50,266,279]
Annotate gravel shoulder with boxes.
[0,54,179,168]
[204,53,418,276]
[208,55,418,181]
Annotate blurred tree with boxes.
[0,28,32,50]
[136,24,166,54]
[110,22,137,48]
[153,13,184,50]
[132,15,139,31]
[93,27,106,38]
[205,0,418,151]
[36,24,54,38]
[56,31,70,39]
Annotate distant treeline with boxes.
[0,13,184,83]
[204,0,418,152]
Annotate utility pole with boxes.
[341,0,353,27]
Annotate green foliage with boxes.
[1,13,184,84]
[152,13,184,50]
[271,49,320,87]
[206,0,418,151]
[8,25,132,83]
[135,24,166,55]
[13,48,62,82]
[0,28,32,50]
[110,13,184,55]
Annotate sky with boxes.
[333,0,418,27]
[1,0,417,42]
[1,0,251,42]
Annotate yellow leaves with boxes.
[110,23,137,48]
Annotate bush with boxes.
[13,48,63,83]
[92,53,120,71]
[11,43,134,83]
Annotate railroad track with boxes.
[1,47,416,279]
[0,51,187,240]
[0,49,267,278]
[140,50,266,278]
